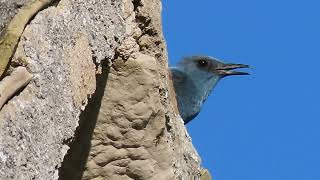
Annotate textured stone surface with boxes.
[83,54,172,180]
[0,0,30,32]
[0,67,32,109]
[0,0,206,179]
[60,0,202,179]
[0,0,125,179]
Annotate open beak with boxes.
[215,63,250,76]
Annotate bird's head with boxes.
[172,55,249,123]
[177,56,249,81]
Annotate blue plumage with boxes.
[170,56,249,124]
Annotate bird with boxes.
[170,56,249,124]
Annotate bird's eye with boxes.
[197,59,208,68]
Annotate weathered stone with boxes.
[0,0,125,179]
[127,160,155,179]
[0,0,30,32]
[0,0,208,179]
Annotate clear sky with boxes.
[162,0,320,179]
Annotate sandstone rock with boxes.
[0,0,124,179]
[0,0,208,179]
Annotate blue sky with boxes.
[162,0,320,179]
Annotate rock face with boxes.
[0,0,204,179]
[0,0,30,31]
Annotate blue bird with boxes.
[170,56,249,124]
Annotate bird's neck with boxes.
[174,73,220,121]
[193,75,220,103]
